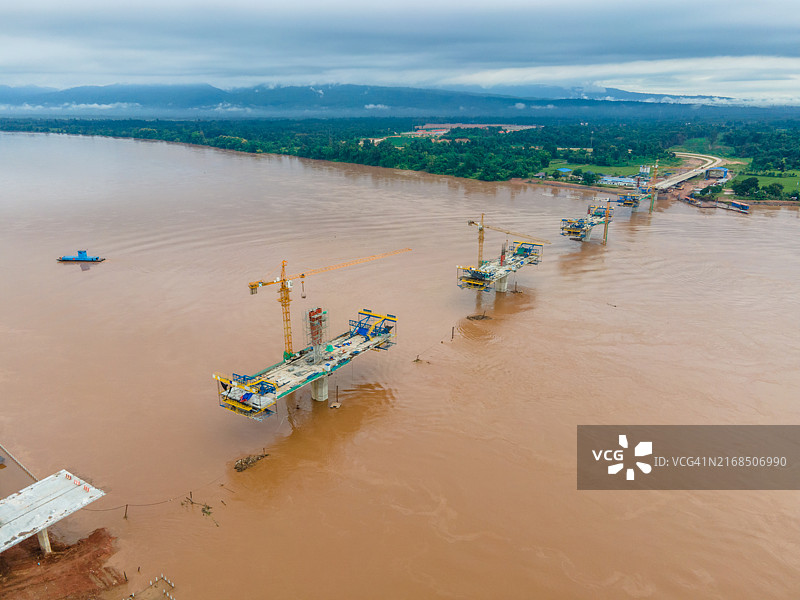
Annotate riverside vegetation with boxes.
[0,118,798,199]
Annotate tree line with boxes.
[729,177,790,199]
[721,123,800,171]
[1,118,798,184]
[0,118,674,182]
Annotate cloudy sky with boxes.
[2,0,799,101]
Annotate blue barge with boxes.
[57,250,105,263]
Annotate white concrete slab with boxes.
[0,469,104,553]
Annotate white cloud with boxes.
[0,102,142,112]
[441,56,800,103]
[1,1,799,101]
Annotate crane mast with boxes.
[649,159,660,213]
[249,248,412,360]
[278,261,293,360]
[468,213,550,266]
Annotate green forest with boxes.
[720,124,800,171]
[1,118,799,188]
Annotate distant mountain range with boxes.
[0,83,796,120]
[435,83,728,104]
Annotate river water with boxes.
[1,132,799,598]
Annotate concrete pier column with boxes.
[311,375,329,402]
[37,528,52,554]
[495,275,509,293]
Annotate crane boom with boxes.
[468,213,549,265]
[249,248,412,291]
[481,224,550,245]
[248,247,412,360]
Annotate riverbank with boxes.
[726,198,798,206]
[0,529,121,600]
[510,178,619,195]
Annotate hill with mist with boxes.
[1,83,798,120]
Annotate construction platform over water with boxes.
[560,215,605,241]
[457,241,543,292]
[561,205,613,242]
[214,309,397,420]
[618,193,643,208]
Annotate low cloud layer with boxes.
[1,0,798,101]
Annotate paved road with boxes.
[655,152,723,190]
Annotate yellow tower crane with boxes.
[248,248,412,361]
[467,213,550,265]
[648,159,660,213]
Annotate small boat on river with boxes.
[57,250,105,262]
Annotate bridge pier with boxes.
[311,375,329,402]
[37,529,52,554]
[495,275,509,293]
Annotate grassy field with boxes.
[382,135,410,147]
[671,137,738,157]
[727,171,800,193]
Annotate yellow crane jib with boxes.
[247,248,411,361]
[468,213,550,266]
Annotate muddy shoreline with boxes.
[509,177,619,195]
[0,530,122,600]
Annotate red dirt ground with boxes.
[0,529,122,600]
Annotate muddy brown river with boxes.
[1,132,799,598]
